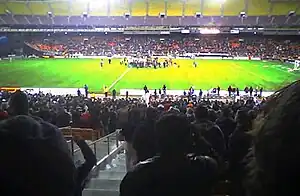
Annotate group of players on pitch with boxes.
[100,57,198,69]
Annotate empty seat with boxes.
[271,2,298,16]
[248,0,270,16]
[50,2,70,16]
[167,0,183,16]
[89,1,108,16]
[202,0,221,16]
[6,2,31,15]
[70,1,88,16]
[131,0,146,16]
[29,2,50,16]
[110,0,129,16]
[148,0,164,16]
[0,3,6,14]
[223,0,244,16]
[184,0,201,16]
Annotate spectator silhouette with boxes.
[246,80,300,196]
[120,114,218,196]
[132,107,157,162]
[228,109,252,196]
[193,105,226,157]
[0,115,76,196]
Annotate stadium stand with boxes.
[148,0,165,16]
[29,2,50,16]
[110,0,130,16]
[202,0,222,16]
[131,0,147,16]
[0,0,299,26]
[223,0,245,16]
[166,0,183,16]
[184,0,201,16]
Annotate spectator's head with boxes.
[247,80,300,196]
[222,106,232,118]
[8,90,29,116]
[195,105,209,120]
[145,107,157,121]
[0,115,75,196]
[155,114,190,155]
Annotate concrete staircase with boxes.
[83,153,127,196]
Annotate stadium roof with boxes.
[0,0,299,26]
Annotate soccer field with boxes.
[0,58,298,92]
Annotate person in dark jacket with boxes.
[0,115,76,196]
[216,106,236,148]
[193,105,226,157]
[120,114,218,196]
[228,109,252,196]
[132,107,157,162]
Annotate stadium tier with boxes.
[0,0,299,26]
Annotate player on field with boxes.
[100,59,104,68]
[193,61,197,68]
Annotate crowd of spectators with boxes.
[1,80,300,196]
[27,34,300,59]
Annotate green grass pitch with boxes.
[0,58,298,92]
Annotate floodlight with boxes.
[239,11,246,18]
[195,12,202,18]
[159,12,166,18]
[47,11,53,17]
[82,12,88,17]
[288,11,295,17]
[124,12,130,18]
[5,9,11,15]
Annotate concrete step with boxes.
[97,170,126,180]
[87,179,121,190]
[83,189,119,196]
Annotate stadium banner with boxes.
[0,87,20,92]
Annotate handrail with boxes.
[73,131,118,154]
[66,129,122,168]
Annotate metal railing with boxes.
[66,130,122,166]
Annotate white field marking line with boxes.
[108,68,131,90]
[232,63,268,81]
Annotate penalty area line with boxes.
[108,68,131,90]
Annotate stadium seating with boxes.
[69,1,88,16]
[89,1,108,16]
[110,0,130,16]
[6,2,31,15]
[184,0,201,16]
[202,0,221,16]
[50,2,70,16]
[223,0,245,16]
[0,0,299,26]
[166,0,183,16]
[131,0,147,16]
[248,0,270,16]
[148,0,165,16]
[29,2,50,16]
[271,1,298,16]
